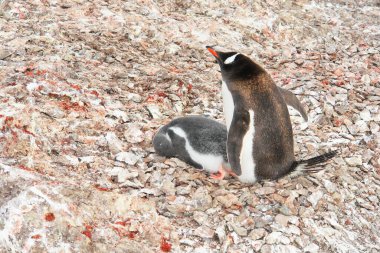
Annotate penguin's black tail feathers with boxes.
[289,150,338,177]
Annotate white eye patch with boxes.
[224,53,240,64]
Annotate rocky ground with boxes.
[1,0,380,252]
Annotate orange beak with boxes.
[206,46,220,59]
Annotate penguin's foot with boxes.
[210,166,227,180]
[226,169,237,177]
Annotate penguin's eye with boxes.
[224,53,240,64]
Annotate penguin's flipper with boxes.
[277,86,308,122]
[226,109,251,177]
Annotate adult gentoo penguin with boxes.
[206,46,337,184]
[153,116,230,178]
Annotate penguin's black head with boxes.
[206,46,265,82]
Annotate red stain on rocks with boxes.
[94,185,112,191]
[69,83,81,91]
[45,212,55,222]
[81,225,94,240]
[59,101,87,112]
[321,80,329,86]
[187,83,193,92]
[19,165,34,172]
[89,90,99,97]
[31,234,42,239]
[160,237,172,252]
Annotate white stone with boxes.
[307,190,324,207]
[345,156,362,166]
[370,122,380,134]
[115,152,140,165]
[361,74,371,85]
[105,132,124,154]
[266,232,291,244]
[272,245,302,253]
[124,124,144,143]
[359,109,371,121]
[146,104,162,119]
[323,179,337,193]
[250,228,267,240]
[304,243,320,253]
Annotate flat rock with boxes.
[106,132,124,154]
[345,156,363,166]
[255,187,276,195]
[115,152,140,165]
[249,228,267,240]
[193,226,214,239]
[307,190,324,208]
[124,124,144,143]
[265,231,291,245]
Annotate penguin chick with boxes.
[207,46,337,184]
[153,116,230,178]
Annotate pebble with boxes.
[0,48,11,59]
[359,109,371,121]
[127,93,142,103]
[193,211,209,225]
[361,74,371,85]
[215,193,240,208]
[286,225,301,235]
[110,167,139,183]
[369,122,380,134]
[345,156,362,166]
[323,179,337,193]
[265,231,291,244]
[57,155,79,166]
[261,245,272,253]
[252,240,265,252]
[279,205,292,216]
[272,245,302,253]
[124,124,144,143]
[304,243,319,253]
[254,217,270,228]
[295,235,310,248]
[354,119,369,132]
[115,151,140,165]
[179,239,195,246]
[106,132,124,154]
[275,214,289,227]
[146,104,162,119]
[249,228,267,240]
[255,187,276,195]
[192,187,212,211]
[307,190,324,207]
[161,179,176,196]
[230,223,248,237]
[215,224,226,242]
[193,226,214,238]
[193,247,210,253]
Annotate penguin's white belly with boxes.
[169,127,223,173]
[221,81,234,131]
[237,110,257,184]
